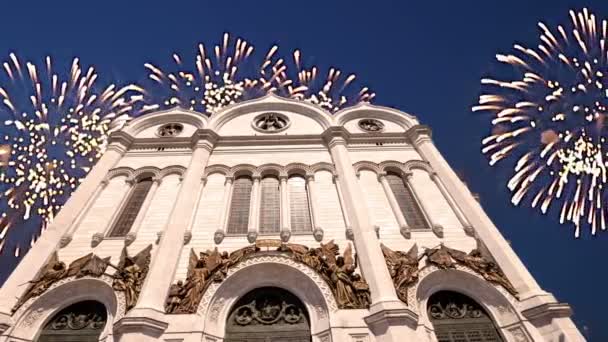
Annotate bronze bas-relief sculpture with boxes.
[380,244,419,304]
[165,240,371,314]
[12,245,152,314]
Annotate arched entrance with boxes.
[428,291,503,342]
[37,300,107,342]
[225,287,311,342]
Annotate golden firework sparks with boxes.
[474,8,608,237]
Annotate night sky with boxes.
[0,0,605,340]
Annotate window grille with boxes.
[428,291,504,342]
[259,176,281,234]
[226,176,253,234]
[386,172,429,229]
[108,177,153,237]
[288,175,313,233]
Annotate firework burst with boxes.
[0,54,142,255]
[474,8,608,236]
[139,33,374,115]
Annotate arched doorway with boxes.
[37,300,107,342]
[428,291,503,342]
[225,287,311,342]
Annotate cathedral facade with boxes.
[0,95,584,341]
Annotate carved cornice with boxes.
[521,302,572,321]
[107,131,135,152]
[112,316,168,337]
[404,125,432,146]
[191,128,220,151]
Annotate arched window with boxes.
[227,176,253,234]
[259,175,280,234]
[38,300,107,342]
[386,172,429,229]
[289,175,313,233]
[225,287,311,342]
[108,177,153,237]
[428,291,504,342]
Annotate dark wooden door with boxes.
[225,287,312,342]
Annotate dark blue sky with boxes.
[0,0,604,339]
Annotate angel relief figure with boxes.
[12,252,68,312]
[110,245,152,311]
[381,244,419,304]
[321,243,369,309]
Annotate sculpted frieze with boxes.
[12,245,152,314]
[165,240,371,314]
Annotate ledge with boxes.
[522,302,573,321]
[364,300,418,328]
[113,315,168,338]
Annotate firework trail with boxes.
[0,54,142,256]
[474,8,608,237]
[139,33,374,115]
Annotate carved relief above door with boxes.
[225,287,311,342]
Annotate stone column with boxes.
[322,128,418,342]
[215,176,234,243]
[0,133,132,323]
[247,176,261,242]
[121,130,217,341]
[430,172,474,236]
[333,174,353,238]
[279,175,291,241]
[402,172,443,238]
[377,172,411,238]
[305,174,324,241]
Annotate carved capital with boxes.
[152,177,163,185]
[280,229,291,243]
[59,234,73,248]
[247,231,258,243]
[463,225,475,237]
[224,176,234,185]
[125,232,137,246]
[214,230,225,244]
[345,227,355,241]
[183,231,193,245]
[321,126,351,147]
[91,232,104,247]
[313,227,324,242]
[376,171,387,182]
[400,225,411,239]
[432,224,444,238]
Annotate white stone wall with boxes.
[0,97,584,342]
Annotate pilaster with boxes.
[127,129,216,327]
[322,127,414,342]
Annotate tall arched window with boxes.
[428,291,504,342]
[108,177,153,237]
[226,176,253,234]
[259,175,280,234]
[289,175,312,233]
[386,172,429,229]
[38,300,107,342]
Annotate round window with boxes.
[157,123,184,137]
[252,113,290,133]
[358,119,384,133]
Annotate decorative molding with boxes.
[280,229,291,242]
[214,230,225,244]
[113,316,168,338]
[521,302,573,321]
[183,231,193,245]
[206,162,337,180]
[91,232,104,247]
[124,232,137,246]
[313,227,324,242]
